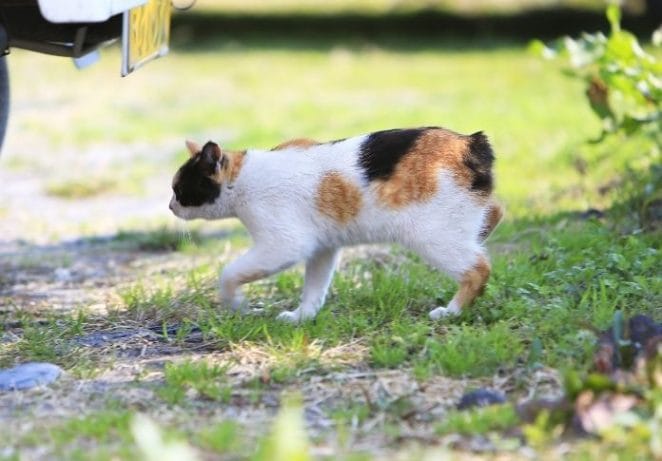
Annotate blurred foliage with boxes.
[191,0,607,15]
[522,311,662,457]
[530,4,661,144]
[254,395,310,461]
[131,414,199,461]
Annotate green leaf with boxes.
[605,32,639,63]
[535,2,660,139]
[653,26,662,47]
[564,369,584,399]
[606,4,621,34]
[612,310,624,344]
[564,36,594,68]
[584,372,616,392]
[621,116,644,135]
[527,39,556,59]
[528,337,544,367]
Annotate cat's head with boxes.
[169,140,228,220]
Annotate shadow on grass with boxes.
[171,6,660,52]
[0,227,246,257]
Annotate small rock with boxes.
[0,362,63,391]
[629,314,662,353]
[54,267,72,282]
[74,329,156,347]
[457,388,506,410]
[516,397,570,423]
[578,208,605,220]
[573,391,639,434]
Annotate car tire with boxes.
[0,55,8,154]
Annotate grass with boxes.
[108,220,659,380]
[49,409,133,447]
[158,360,232,404]
[114,226,204,251]
[1,21,660,461]
[422,322,524,376]
[196,420,241,454]
[10,38,654,219]
[45,176,121,199]
[43,165,152,199]
[436,404,520,435]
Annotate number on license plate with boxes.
[121,0,171,76]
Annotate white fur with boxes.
[170,135,492,323]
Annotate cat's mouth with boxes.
[169,196,192,220]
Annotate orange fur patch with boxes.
[227,150,245,182]
[373,129,472,208]
[315,171,362,224]
[452,257,491,310]
[272,138,319,150]
[211,150,246,184]
[479,201,504,241]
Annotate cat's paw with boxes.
[220,293,247,312]
[276,310,301,324]
[429,304,461,320]
[276,309,315,324]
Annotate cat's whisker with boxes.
[180,227,191,244]
[172,219,193,248]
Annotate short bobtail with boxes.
[357,127,496,207]
[464,131,494,195]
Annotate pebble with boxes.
[74,329,156,347]
[0,362,63,391]
[54,267,73,282]
[456,388,506,410]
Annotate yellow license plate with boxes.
[121,0,171,76]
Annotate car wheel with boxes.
[0,55,8,154]
[0,56,9,150]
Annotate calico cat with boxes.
[169,127,503,323]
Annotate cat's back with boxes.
[238,135,367,196]
[238,127,495,225]
[232,127,497,245]
[251,136,364,172]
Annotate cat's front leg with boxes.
[220,246,298,313]
[277,248,340,324]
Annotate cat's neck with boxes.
[225,150,246,184]
[217,150,247,218]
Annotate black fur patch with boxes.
[173,154,221,207]
[464,131,494,194]
[358,128,426,181]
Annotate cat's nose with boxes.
[169,201,174,211]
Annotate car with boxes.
[0,0,176,151]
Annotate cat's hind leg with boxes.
[277,247,340,324]
[479,201,504,242]
[428,255,491,319]
[409,235,491,319]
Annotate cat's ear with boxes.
[200,141,223,176]
[185,139,201,157]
